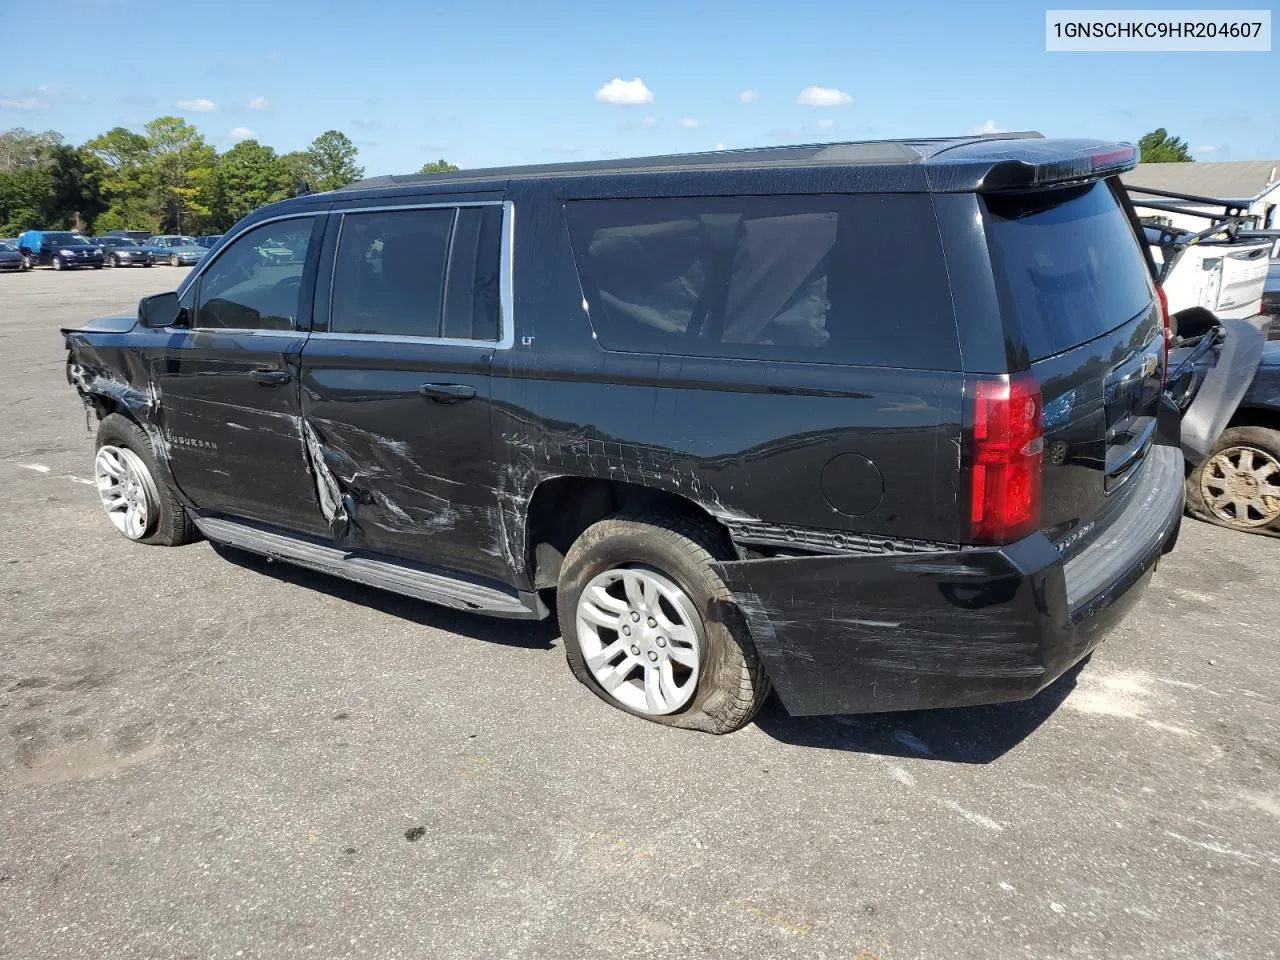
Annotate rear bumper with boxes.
[714,444,1184,716]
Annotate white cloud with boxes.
[594,77,653,105]
[968,120,1007,135]
[0,84,57,110]
[1194,144,1219,153]
[715,143,726,150]
[739,89,759,104]
[229,127,255,140]
[796,86,852,107]
[642,115,658,128]
[178,98,217,112]
[246,95,270,112]
[679,117,701,129]
[816,118,835,129]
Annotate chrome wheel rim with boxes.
[576,566,703,715]
[94,445,158,540]
[1200,445,1280,528]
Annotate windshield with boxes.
[0,242,13,251]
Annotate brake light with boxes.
[967,375,1043,544]
[1156,285,1170,386]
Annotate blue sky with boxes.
[2,0,1275,175]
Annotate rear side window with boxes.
[565,194,958,369]
[984,181,1154,361]
[329,206,502,340]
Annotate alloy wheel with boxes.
[575,566,703,715]
[94,445,160,540]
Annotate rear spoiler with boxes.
[976,145,1138,193]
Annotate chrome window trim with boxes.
[307,332,501,348]
[177,328,306,339]
[320,198,515,350]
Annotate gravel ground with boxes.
[1,266,1278,960]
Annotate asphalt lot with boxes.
[1,266,1278,960]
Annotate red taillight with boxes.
[1155,285,1171,387]
[967,375,1043,544]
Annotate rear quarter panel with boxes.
[489,184,963,585]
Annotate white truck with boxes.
[1128,185,1272,321]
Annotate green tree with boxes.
[85,127,152,230]
[211,139,291,228]
[1137,128,1194,163]
[0,165,55,235]
[0,127,63,172]
[280,151,317,195]
[144,116,217,234]
[307,130,363,191]
[419,159,459,174]
[43,144,107,232]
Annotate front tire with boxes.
[169,254,179,267]
[52,256,64,271]
[94,413,199,546]
[1186,425,1280,537]
[557,514,770,733]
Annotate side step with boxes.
[194,516,547,620]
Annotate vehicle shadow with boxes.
[209,544,559,651]
[752,660,1087,764]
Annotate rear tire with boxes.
[557,513,770,734]
[1186,425,1280,537]
[94,413,200,546]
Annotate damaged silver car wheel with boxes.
[576,566,704,716]
[94,444,160,540]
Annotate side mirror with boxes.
[138,291,186,328]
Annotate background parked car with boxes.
[93,236,154,268]
[16,230,104,270]
[1167,314,1280,536]
[104,229,153,243]
[140,235,208,266]
[0,239,26,272]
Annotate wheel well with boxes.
[1229,405,1280,433]
[523,477,733,589]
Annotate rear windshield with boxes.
[566,194,959,370]
[984,181,1153,361]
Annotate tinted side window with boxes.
[565,194,957,369]
[195,217,317,330]
[330,209,453,337]
[442,206,502,341]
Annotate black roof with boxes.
[254,134,1137,220]
[338,133,1052,192]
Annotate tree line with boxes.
[0,118,459,237]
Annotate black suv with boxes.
[62,135,1184,733]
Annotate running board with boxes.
[193,516,547,620]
